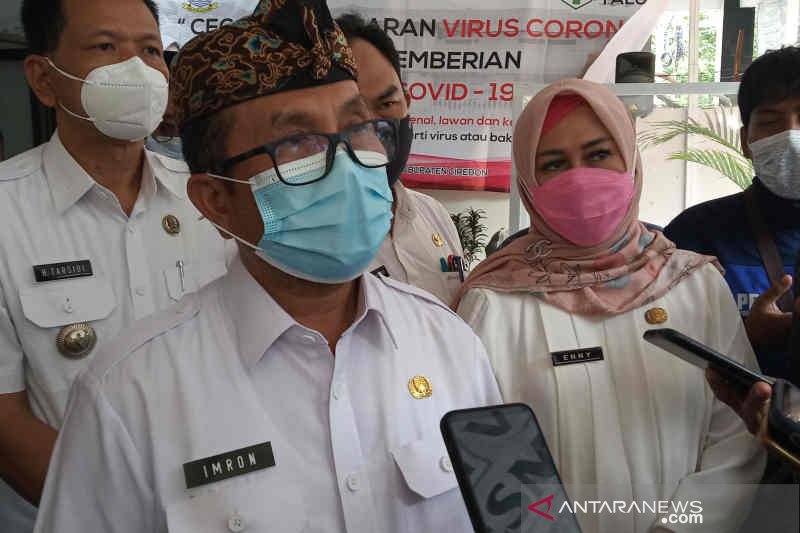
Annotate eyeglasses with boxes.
[216,119,399,186]
[152,121,180,142]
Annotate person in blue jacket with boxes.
[665,46,800,383]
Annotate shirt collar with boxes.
[392,182,416,222]
[144,149,188,200]
[221,257,297,370]
[356,272,399,350]
[221,257,399,371]
[43,132,95,214]
[43,132,184,214]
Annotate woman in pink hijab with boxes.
[457,79,764,533]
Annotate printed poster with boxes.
[157,0,648,191]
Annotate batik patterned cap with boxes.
[172,0,358,128]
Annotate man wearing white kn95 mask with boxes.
[0,2,228,531]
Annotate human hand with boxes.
[706,368,772,434]
[744,275,793,351]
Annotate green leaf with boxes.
[667,149,753,189]
[450,208,488,268]
[639,108,752,190]
[639,117,741,154]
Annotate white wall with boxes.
[637,108,688,227]
[637,104,744,227]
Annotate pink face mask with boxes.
[529,167,634,247]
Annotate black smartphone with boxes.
[440,403,582,533]
[643,328,774,389]
[789,251,800,385]
[765,379,800,469]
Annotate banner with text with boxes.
[156,1,648,191]
[330,0,648,191]
[156,0,256,50]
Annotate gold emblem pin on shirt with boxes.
[645,307,668,325]
[408,376,432,399]
[432,233,444,248]
[56,323,97,359]
[162,214,181,235]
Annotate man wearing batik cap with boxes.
[33,1,501,532]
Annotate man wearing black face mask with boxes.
[145,51,184,161]
[337,14,464,306]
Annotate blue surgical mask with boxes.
[210,149,393,283]
[146,136,184,161]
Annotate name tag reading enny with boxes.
[551,347,605,366]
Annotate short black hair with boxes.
[22,0,160,55]
[164,50,178,68]
[181,112,233,175]
[336,13,402,81]
[739,46,800,127]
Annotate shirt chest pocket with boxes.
[391,435,459,500]
[18,277,116,387]
[432,272,462,305]
[166,476,310,533]
[163,260,227,301]
[20,276,116,329]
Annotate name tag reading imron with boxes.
[182,442,276,489]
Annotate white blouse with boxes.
[458,264,765,533]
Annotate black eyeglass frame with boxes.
[215,118,400,187]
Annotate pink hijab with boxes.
[453,79,720,316]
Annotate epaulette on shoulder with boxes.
[147,149,190,174]
[90,293,201,381]
[376,275,457,316]
[0,145,45,182]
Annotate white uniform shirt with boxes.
[458,264,766,533]
[369,183,463,306]
[0,132,228,426]
[34,257,501,533]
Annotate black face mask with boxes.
[387,115,413,186]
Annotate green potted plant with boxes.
[450,208,488,269]
[639,109,753,190]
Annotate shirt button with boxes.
[227,513,246,532]
[127,225,135,234]
[440,456,453,473]
[300,334,316,345]
[345,473,361,492]
[135,286,146,296]
[63,301,74,313]
[332,383,347,400]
